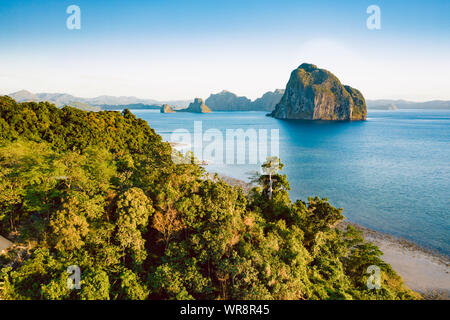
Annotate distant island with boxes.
[368,103,398,110]
[270,63,367,121]
[160,98,211,114]
[160,104,176,113]
[367,99,450,110]
[7,89,284,113]
[177,98,211,113]
[205,89,284,111]
[6,88,450,114]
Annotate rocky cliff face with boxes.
[180,98,211,113]
[270,63,366,120]
[160,104,175,113]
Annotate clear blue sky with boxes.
[0,0,449,100]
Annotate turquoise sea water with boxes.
[131,109,450,256]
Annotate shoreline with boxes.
[216,172,450,299]
[339,221,450,299]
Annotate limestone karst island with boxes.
[161,98,212,114]
[160,104,175,113]
[270,63,367,121]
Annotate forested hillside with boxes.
[0,96,418,300]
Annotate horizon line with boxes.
[2,89,450,104]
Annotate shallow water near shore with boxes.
[131,109,450,256]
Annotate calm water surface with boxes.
[131,109,450,255]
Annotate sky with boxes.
[0,0,449,101]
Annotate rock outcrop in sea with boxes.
[160,104,175,113]
[270,63,367,120]
[179,98,211,113]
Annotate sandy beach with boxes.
[340,221,450,299]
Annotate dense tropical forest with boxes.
[0,96,419,300]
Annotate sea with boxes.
[130,109,450,256]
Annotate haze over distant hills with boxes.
[8,90,101,111]
[7,90,192,110]
[7,90,450,112]
[367,99,450,110]
[7,89,286,112]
